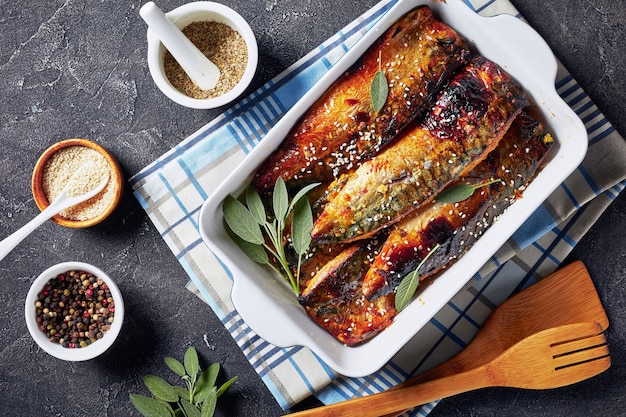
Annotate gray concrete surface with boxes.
[1,0,624,416]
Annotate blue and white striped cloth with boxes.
[129,0,626,414]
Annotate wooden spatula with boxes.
[287,261,610,416]
[288,322,609,417]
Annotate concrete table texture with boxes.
[0,0,624,416]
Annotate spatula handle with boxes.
[286,366,489,417]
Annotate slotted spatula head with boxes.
[488,321,610,389]
[422,261,609,373]
[478,261,608,354]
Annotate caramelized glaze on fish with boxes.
[297,238,397,346]
[310,56,529,244]
[252,6,471,193]
[299,111,553,346]
[363,110,554,298]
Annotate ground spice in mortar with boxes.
[35,270,115,348]
[164,20,248,99]
[42,146,113,221]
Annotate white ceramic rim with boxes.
[198,0,588,377]
[25,261,125,361]
[146,1,259,109]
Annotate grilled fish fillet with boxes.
[252,6,471,193]
[363,110,554,298]
[310,56,529,244]
[299,110,553,345]
[297,238,396,346]
[362,177,492,299]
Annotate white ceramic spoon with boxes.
[0,166,109,262]
[140,1,221,90]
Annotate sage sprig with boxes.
[223,178,320,295]
[129,346,237,417]
[435,178,503,204]
[371,50,388,112]
[395,243,441,312]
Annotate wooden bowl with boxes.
[31,138,124,228]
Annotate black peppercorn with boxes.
[34,270,115,349]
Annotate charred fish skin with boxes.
[252,6,471,193]
[362,110,554,300]
[310,56,530,244]
[477,110,554,192]
[362,178,492,299]
[297,239,396,346]
[298,183,492,346]
[300,111,554,346]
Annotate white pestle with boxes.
[140,1,220,91]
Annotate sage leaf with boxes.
[245,187,266,225]
[223,179,319,295]
[205,363,220,392]
[273,177,289,223]
[143,375,179,403]
[200,388,218,417]
[164,357,186,377]
[228,230,269,264]
[130,347,236,417]
[371,70,389,113]
[180,399,201,417]
[287,182,321,215]
[172,386,188,400]
[291,196,313,256]
[395,269,420,313]
[194,363,219,404]
[435,179,502,204]
[434,183,475,204]
[395,243,441,311]
[371,50,388,113]
[223,195,264,245]
[216,376,238,398]
[184,347,199,382]
[130,394,173,417]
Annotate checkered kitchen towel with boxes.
[129,0,626,414]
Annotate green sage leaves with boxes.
[395,243,441,312]
[435,179,503,204]
[223,177,320,294]
[371,51,388,112]
[144,375,179,402]
[130,347,237,417]
[291,196,314,256]
[223,196,264,245]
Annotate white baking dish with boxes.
[199,0,587,377]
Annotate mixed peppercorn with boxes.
[34,270,115,348]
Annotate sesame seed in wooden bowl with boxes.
[31,138,124,228]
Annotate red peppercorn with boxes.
[34,269,115,349]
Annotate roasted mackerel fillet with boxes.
[310,56,529,244]
[361,111,554,299]
[252,6,471,193]
[299,111,554,346]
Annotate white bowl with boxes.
[199,0,588,377]
[145,1,258,109]
[25,262,124,361]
